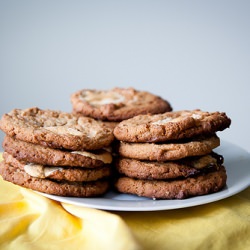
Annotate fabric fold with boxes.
[0,149,250,250]
[0,176,140,250]
[115,188,250,250]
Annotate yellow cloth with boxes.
[0,177,140,250]
[0,153,250,250]
[116,188,250,250]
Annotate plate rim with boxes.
[37,140,250,211]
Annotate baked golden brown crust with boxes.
[114,110,231,142]
[0,162,110,197]
[115,153,223,180]
[3,152,111,182]
[0,107,114,150]
[115,165,227,199]
[71,87,172,121]
[117,136,220,161]
[3,136,112,168]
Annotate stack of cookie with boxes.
[0,107,114,197]
[70,87,172,127]
[113,110,231,199]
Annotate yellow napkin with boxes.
[0,178,141,250]
[116,187,250,250]
[0,153,140,250]
[1,153,250,250]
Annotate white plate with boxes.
[38,141,250,211]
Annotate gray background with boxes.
[1,0,249,152]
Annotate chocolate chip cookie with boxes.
[3,136,112,168]
[116,153,223,180]
[114,110,231,142]
[0,161,110,197]
[3,152,111,182]
[71,87,172,121]
[0,107,114,150]
[116,135,220,161]
[115,165,227,199]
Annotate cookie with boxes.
[0,161,110,197]
[71,87,172,121]
[114,110,231,142]
[3,136,112,168]
[115,165,227,199]
[102,121,119,130]
[3,152,111,182]
[116,135,220,161]
[0,107,114,150]
[116,153,223,180]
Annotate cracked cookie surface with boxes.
[114,109,231,142]
[71,87,172,121]
[0,107,114,150]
